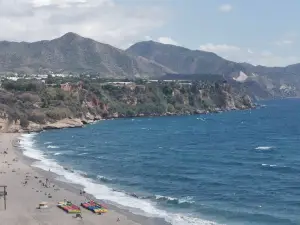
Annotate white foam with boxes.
[255,146,273,150]
[155,195,195,204]
[178,196,195,204]
[156,195,176,200]
[261,163,277,167]
[47,145,59,149]
[77,152,88,156]
[19,134,220,225]
[97,175,114,182]
[54,152,63,156]
[19,133,44,160]
[74,170,88,177]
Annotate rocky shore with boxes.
[0,117,84,133]
[0,103,256,133]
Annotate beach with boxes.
[0,133,143,225]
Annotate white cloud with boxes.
[30,0,90,8]
[199,43,298,66]
[157,37,179,45]
[257,52,299,66]
[261,50,272,57]
[144,36,152,41]
[199,43,240,53]
[272,32,297,47]
[218,4,233,13]
[0,0,168,47]
[273,40,293,46]
[247,49,254,54]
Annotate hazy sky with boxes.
[1,0,299,66]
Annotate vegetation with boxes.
[0,77,253,128]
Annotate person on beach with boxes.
[45,178,49,187]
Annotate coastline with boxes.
[0,132,168,225]
[1,104,256,134]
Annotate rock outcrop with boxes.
[0,117,97,133]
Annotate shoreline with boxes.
[15,136,169,225]
[2,105,256,134]
[0,132,168,225]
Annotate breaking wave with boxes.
[47,145,59,149]
[255,146,274,150]
[19,133,219,225]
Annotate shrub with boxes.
[45,108,72,120]
[0,91,16,105]
[2,79,44,92]
[126,109,136,117]
[167,104,175,113]
[28,111,46,124]
[20,116,29,128]
[18,93,41,103]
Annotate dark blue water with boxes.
[21,99,300,225]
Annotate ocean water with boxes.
[19,99,300,225]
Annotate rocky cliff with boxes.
[0,78,254,133]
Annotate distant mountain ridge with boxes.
[126,40,300,77]
[126,41,300,99]
[0,32,174,78]
[126,41,245,76]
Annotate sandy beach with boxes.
[0,133,143,225]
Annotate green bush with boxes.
[45,108,72,120]
[2,79,44,92]
[167,104,175,113]
[20,116,29,128]
[28,111,46,124]
[18,93,41,103]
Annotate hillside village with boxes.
[0,72,196,90]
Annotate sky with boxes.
[0,0,299,67]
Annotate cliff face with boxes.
[100,81,254,118]
[0,78,254,133]
[0,81,105,133]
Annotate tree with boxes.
[20,116,29,128]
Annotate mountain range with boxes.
[1,32,300,99]
[127,41,300,99]
[0,32,173,78]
